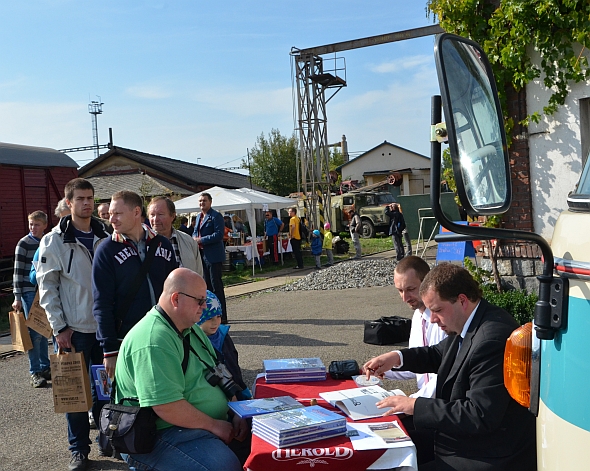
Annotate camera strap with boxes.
[155,304,217,374]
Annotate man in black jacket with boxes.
[385,203,406,261]
[364,263,536,471]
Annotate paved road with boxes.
[0,249,434,471]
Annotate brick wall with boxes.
[504,86,534,232]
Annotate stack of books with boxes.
[263,357,326,383]
[228,396,304,418]
[252,405,347,448]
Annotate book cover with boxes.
[254,426,347,448]
[228,396,304,418]
[368,422,411,443]
[319,386,406,421]
[265,374,326,384]
[263,357,326,373]
[265,370,327,378]
[252,405,345,434]
[253,415,346,439]
[91,365,112,401]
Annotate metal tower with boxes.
[291,51,346,230]
[291,25,444,230]
[88,98,103,159]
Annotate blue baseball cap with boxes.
[313,229,320,236]
[198,290,222,325]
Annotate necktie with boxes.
[422,317,430,385]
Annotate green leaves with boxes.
[241,129,299,196]
[428,0,590,123]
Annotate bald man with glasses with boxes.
[114,268,249,471]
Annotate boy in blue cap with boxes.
[310,229,323,269]
[198,290,252,400]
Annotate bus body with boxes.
[537,207,590,468]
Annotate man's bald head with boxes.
[160,268,207,330]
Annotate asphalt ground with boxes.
[0,247,437,471]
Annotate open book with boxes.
[319,385,406,420]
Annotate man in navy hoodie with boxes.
[92,190,178,378]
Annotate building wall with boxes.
[526,48,590,242]
[340,144,429,183]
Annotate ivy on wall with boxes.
[427,0,590,123]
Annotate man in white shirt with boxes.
[364,256,446,466]
[383,256,447,398]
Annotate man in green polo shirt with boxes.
[114,268,249,471]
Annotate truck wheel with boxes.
[361,220,375,239]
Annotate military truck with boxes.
[330,190,396,238]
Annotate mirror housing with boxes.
[434,33,511,216]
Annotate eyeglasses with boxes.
[178,292,207,306]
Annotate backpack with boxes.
[299,219,309,241]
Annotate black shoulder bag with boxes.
[98,308,192,457]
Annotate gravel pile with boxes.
[281,259,397,291]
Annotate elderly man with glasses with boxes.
[114,268,250,471]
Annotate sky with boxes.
[0,1,441,172]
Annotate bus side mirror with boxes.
[434,33,512,216]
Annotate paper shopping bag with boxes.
[25,291,52,338]
[9,310,33,352]
[50,349,93,413]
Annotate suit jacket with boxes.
[193,208,226,264]
[399,299,536,471]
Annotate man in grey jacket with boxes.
[37,178,110,471]
[147,196,203,276]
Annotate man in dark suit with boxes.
[192,192,227,323]
[364,263,536,471]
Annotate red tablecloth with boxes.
[244,377,415,471]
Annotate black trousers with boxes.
[290,238,304,268]
[202,259,227,323]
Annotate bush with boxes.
[481,285,537,325]
[464,258,537,325]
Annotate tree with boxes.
[427,0,590,123]
[241,129,298,196]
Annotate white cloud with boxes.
[370,55,433,74]
[191,86,293,118]
[0,102,88,148]
[125,85,173,99]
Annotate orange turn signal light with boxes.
[503,322,532,408]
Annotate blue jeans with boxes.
[22,291,50,375]
[66,331,105,454]
[124,427,242,471]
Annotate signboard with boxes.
[436,222,475,264]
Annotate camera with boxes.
[205,363,243,399]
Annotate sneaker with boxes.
[39,368,51,381]
[68,452,88,471]
[30,373,47,388]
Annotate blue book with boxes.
[91,365,112,401]
[263,358,326,374]
[253,425,347,448]
[265,374,327,384]
[253,415,346,439]
[228,396,304,418]
[252,405,346,436]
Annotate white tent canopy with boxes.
[174,186,295,273]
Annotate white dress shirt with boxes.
[385,308,447,398]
